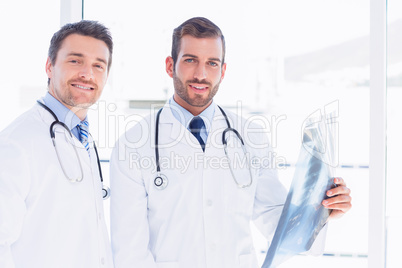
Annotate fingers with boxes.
[326,177,351,197]
[326,185,351,198]
[322,195,352,210]
[323,177,352,220]
[333,177,346,186]
[324,196,352,220]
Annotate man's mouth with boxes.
[71,83,95,90]
[192,85,206,89]
[189,84,209,92]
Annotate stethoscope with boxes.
[37,101,110,200]
[153,106,253,190]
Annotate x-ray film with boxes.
[262,104,338,268]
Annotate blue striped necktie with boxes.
[78,120,90,155]
[189,116,205,152]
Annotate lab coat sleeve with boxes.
[0,138,30,268]
[109,140,157,268]
[251,139,287,242]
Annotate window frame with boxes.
[60,0,389,266]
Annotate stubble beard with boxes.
[51,79,98,110]
[173,73,220,108]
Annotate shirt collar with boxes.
[169,96,215,133]
[43,92,84,132]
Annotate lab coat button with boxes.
[98,213,102,220]
[101,257,105,265]
[207,199,213,206]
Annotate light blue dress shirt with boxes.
[169,97,215,144]
[42,92,85,141]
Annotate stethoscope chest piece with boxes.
[154,173,168,190]
[102,185,111,200]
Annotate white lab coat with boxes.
[0,104,113,268]
[111,102,323,268]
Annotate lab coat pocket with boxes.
[239,253,253,268]
[156,261,179,268]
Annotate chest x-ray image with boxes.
[263,105,338,268]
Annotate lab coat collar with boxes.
[42,92,84,140]
[34,103,93,168]
[168,97,215,135]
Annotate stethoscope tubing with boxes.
[154,105,253,189]
[36,100,110,199]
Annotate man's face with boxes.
[46,34,110,113]
[166,35,226,115]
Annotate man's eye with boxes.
[209,62,218,67]
[184,59,194,63]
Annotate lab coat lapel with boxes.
[204,104,229,151]
[158,102,195,148]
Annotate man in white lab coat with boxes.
[0,21,114,267]
[110,17,351,268]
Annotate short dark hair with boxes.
[48,20,113,72]
[171,17,225,66]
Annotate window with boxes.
[85,1,369,266]
[0,0,60,129]
[386,0,402,267]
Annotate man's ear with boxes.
[165,56,174,78]
[45,57,53,79]
[220,62,227,82]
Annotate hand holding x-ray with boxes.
[262,101,351,268]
